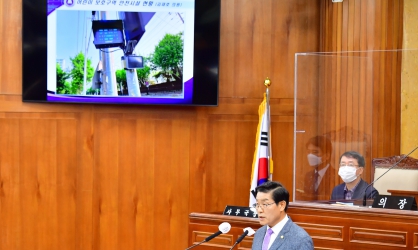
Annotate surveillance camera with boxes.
[121,55,143,70]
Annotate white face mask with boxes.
[307,154,322,166]
[338,166,358,183]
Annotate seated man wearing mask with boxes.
[302,135,335,200]
[331,151,379,200]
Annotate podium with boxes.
[188,212,258,250]
[189,202,418,250]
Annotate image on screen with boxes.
[49,2,192,104]
[22,0,220,106]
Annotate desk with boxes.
[189,202,418,250]
[387,189,418,204]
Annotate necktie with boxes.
[262,228,274,250]
[314,171,319,191]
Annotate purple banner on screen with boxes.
[48,0,63,15]
[47,78,193,105]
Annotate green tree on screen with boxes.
[115,69,127,91]
[69,52,94,94]
[56,63,71,94]
[150,33,183,83]
[136,65,151,86]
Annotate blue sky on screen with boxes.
[55,10,185,73]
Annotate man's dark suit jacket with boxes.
[302,163,336,201]
[330,178,379,200]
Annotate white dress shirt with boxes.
[265,215,289,249]
[315,163,330,191]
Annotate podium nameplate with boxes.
[223,205,258,218]
[372,195,417,210]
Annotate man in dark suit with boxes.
[252,181,313,250]
[331,151,379,200]
[302,135,335,201]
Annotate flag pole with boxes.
[264,77,272,181]
[249,78,274,206]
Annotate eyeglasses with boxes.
[252,202,276,209]
[339,163,359,167]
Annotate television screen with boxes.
[22,0,220,106]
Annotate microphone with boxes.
[362,146,418,206]
[229,227,255,250]
[185,222,231,250]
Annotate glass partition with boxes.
[292,50,418,202]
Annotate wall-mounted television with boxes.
[22,0,220,106]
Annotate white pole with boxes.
[82,13,94,95]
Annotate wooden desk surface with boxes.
[189,202,418,250]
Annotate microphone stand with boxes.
[362,146,418,206]
[185,233,220,250]
[229,230,249,250]
[185,228,227,250]
[229,241,239,250]
[185,241,205,250]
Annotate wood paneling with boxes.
[317,0,403,184]
[219,0,320,99]
[0,0,405,249]
[0,1,21,94]
[0,115,78,249]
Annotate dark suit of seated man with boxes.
[251,181,313,250]
[331,151,379,200]
[302,135,335,201]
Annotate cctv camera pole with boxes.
[125,67,141,97]
[118,12,141,97]
[82,12,95,95]
[99,11,118,96]
[82,28,90,95]
[123,41,141,96]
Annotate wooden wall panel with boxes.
[318,0,403,184]
[75,110,94,250]
[0,115,78,250]
[5,1,297,249]
[205,115,260,211]
[91,113,193,249]
[270,117,295,196]
[116,119,137,250]
[95,117,119,250]
[56,118,78,249]
[0,119,22,249]
[219,0,320,99]
[0,1,21,94]
[0,0,404,249]
[204,115,294,212]
[134,118,156,250]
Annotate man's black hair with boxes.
[255,181,289,212]
[339,151,365,167]
[305,135,333,155]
